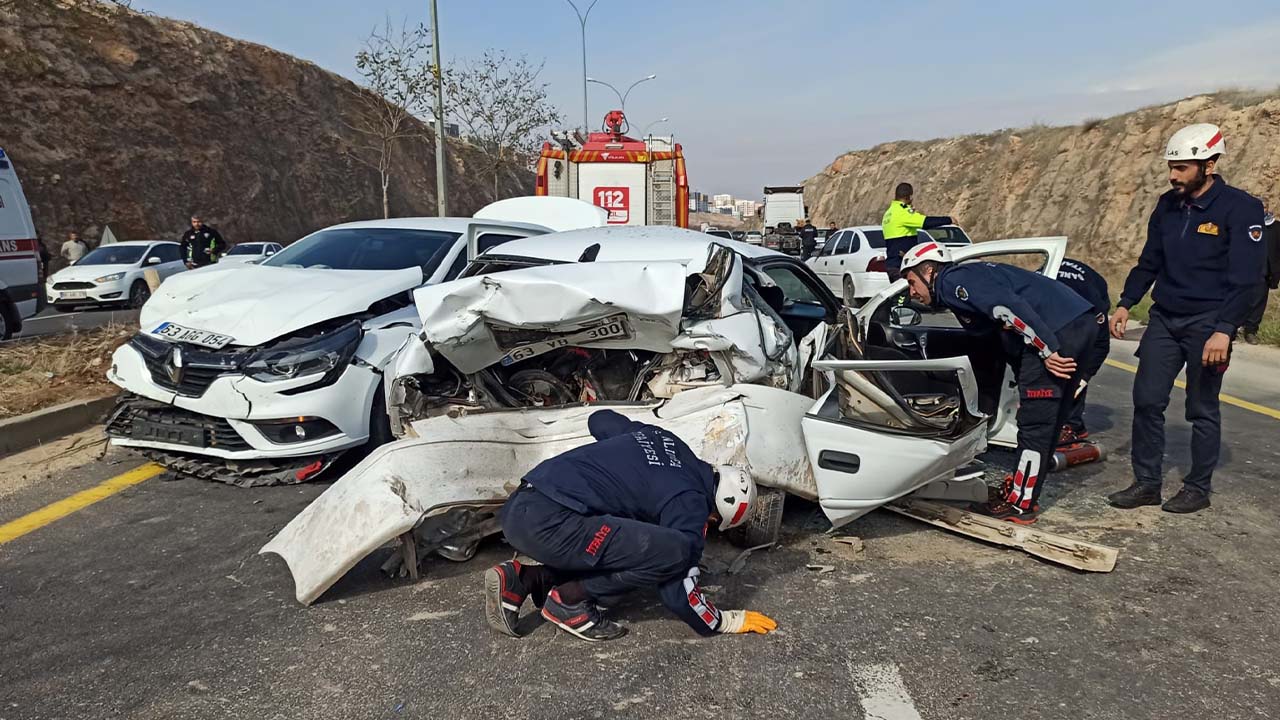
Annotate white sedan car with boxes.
[808,224,973,304]
[219,242,283,265]
[47,241,187,310]
[263,226,1068,604]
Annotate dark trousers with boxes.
[499,485,696,607]
[1132,308,1227,493]
[884,236,916,282]
[1004,312,1101,510]
[1242,290,1269,334]
[1065,319,1112,433]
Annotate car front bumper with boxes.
[47,280,128,305]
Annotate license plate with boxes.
[131,419,208,447]
[61,291,87,299]
[498,313,632,366]
[150,322,234,349]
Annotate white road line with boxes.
[849,662,923,720]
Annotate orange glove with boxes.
[717,610,778,635]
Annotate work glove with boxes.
[716,610,778,635]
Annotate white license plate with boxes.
[150,322,234,349]
[61,291,88,300]
[499,313,631,366]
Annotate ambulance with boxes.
[0,147,40,339]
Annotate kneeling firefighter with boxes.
[484,409,778,642]
[900,242,1105,524]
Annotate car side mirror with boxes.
[265,250,275,256]
[890,305,922,327]
[147,256,162,265]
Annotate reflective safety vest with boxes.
[881,200,927,240]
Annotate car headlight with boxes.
[245,320,362,383]
[95,272,126,283]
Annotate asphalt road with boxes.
[1,355,1279,719]
[11,306,141,341]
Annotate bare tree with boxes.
[346,20,434,218]
[444,50,562,200]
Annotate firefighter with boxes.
[1054,258,1111,445]
[483,409,777,642]
[179,214,227,269]
[1108,124,1266,514]
[882,182,952,281]
[900,242,1102,524]
[798,218,819,259]
[1240,211,1278,344]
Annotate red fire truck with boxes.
[535,110,689,228]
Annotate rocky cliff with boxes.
[804,91,1280,279]
[0,0,532,249]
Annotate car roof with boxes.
[317,217,550,234]
[479,225,786,263]
[98,240,175,247]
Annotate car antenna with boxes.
[577,243,601,263]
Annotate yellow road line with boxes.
[0,463,164,545]
[1104,359,1280,421]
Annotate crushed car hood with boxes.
[140,264,423,347]
[261,384,816,605]
[412,261,688,374]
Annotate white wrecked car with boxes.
[263,227,1068,604]
[104,199,606,486]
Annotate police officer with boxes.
[1054,257,1111,445]
[1240,211,1278,344]
[1108,124,1267,514]
[900,242,1101,524]
[179,214,227,268]
[483,409,777,641]
[882,182,952,281]
[798,218,819,259]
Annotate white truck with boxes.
[0,147,41,339]
[762,185,807,232]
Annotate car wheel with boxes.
[365,381,395,450]
[128,281,151,309]
[842,276,857,306]
[0,299,12,340]
[725,487,786,548]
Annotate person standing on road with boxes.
[1240,211,1279,344]
[180,214,227,269]
[799,218,819,259]
[1054,257,1111,445]
[1108,124,1267,514]
[882,182,953,281]
[484,409,777,642]
[901,242,1102,524]
[60,232,88,265]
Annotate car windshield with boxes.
[76,246,146,266]
[862,230,886,248]
[262,228,461,271]
[226,243,265,256]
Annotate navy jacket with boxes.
[1119,176,1266,335]
[937,262,1093,357]
[1056,258,1111,315]
[522,410,720,634]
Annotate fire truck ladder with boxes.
[649,166,675,227]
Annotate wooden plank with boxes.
[885,498,1119,573]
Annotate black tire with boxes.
[725,487,786,548]
[128,281,151,309]
[0,298,12,340]
[53,304,78,313]
[365,381,395,450]
[842,275,856,307]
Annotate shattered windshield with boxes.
[262,228,460,271]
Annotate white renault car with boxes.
[104,202,603,486]
[47,240,187,311]
[262,226,1067,604]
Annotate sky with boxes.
[149,0,1280,200]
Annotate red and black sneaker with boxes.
[541,588,628,642]
[971,499,1040,525]
[483,560,528,637]
[1057,426,1089,447]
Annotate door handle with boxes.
[818,450,860,474]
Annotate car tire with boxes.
[128,280,151,309]
[842,275,857,306]
[365,381,395,450]
[725,487,786,548]
[0,298,12,340]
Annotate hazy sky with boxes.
[152,0,1280,199]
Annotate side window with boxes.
[763,264,826,307]
[835,234,852,255]
[848,233,861,254]
[824,235,842,256]
[146,245,175,264]
[443,246,468,281]
[162,244,183,262]
[476,233,524,255]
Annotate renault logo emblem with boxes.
[167,346,184,384]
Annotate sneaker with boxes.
[1057,426,1089,446]
[541,588,628,642]
[1244,332,1260,345]
[483,560,527,637]
[970,499,1039,525]
[1162,487,1210,514]
[1107,483,1162,509]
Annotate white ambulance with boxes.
[0,147,40,340]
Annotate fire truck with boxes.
[535,110,689,228]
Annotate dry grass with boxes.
[0,325,131,419]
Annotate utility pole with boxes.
[430,0,448,216]
[566,0,599,133]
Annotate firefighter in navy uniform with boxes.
[179,214,227,268]
[1054,258,1112,445]
[483,409,777,642]
[1108,124,1267,514]
[882,182,953,281]
[900,242,1103,524]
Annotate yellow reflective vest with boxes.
[881,200,927,240]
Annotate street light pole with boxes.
[587,74,656,114]
[566,0,599,133]
[642,117,669,135]
[430,0,447,216]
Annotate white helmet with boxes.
[714,465,756,531]
[1164,123,1225,161]
[899,241,953,275]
